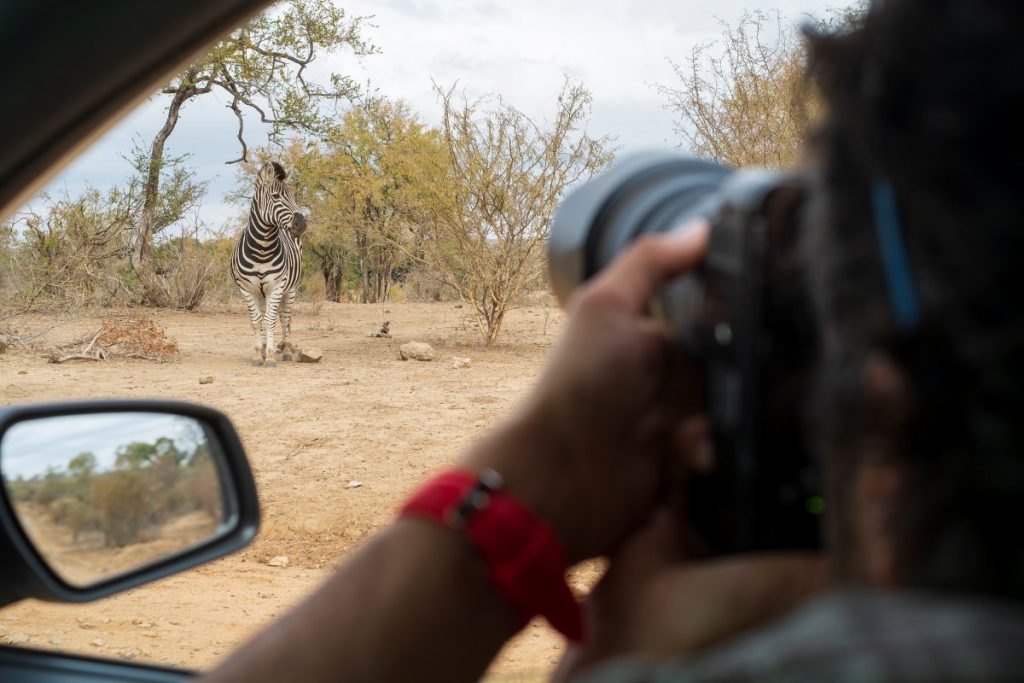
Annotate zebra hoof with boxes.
[264,359,277,368]
[282,353,293,362]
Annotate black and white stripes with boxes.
[231,161,306,367]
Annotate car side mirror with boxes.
[0,400,259,606]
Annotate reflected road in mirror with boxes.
[0,412,228,587]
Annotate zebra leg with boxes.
[263,284,287,368]
[240,287,266,366]
[280,288,297,361]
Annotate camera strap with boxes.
[872,180,920,329]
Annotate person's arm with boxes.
[202,224,712,683]
[207,519,514,682]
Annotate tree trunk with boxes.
[131,85,192,307]
[484,307,506,345]
[322,263,344,302]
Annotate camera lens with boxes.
[549,152,732,308]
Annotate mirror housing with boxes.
[0,400,259,607]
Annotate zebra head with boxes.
[253,161,307,239]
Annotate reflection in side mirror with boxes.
[1,412,232,588]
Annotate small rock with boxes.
[6,633,29,645]
[118,650,136,661]
[136,621,153,629]
[298,347,322,363]
[399,342,434,362]
[346,480,363,489]
[17,370,27,375]
[267,555,290,568]
[198,376,214,385]
[451,356,471,369]
[49,636,62,646]
[91,637,105,647]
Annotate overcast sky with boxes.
[34,0,835,229]
[1,413,206,479]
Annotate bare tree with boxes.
[658,10,811,168]
[658,5,868,168]
[421,81,613,344]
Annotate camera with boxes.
[549,152,822,554]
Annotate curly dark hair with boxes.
[804,0,1024,599]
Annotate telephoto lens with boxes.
[549,152,823,554]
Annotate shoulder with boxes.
[574,590,1024,683]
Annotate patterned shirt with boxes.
[578,590,1024,683]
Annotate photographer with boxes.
[204,1,1024,681]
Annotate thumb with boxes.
[601,507,683,587]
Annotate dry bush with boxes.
[50,318,178,363]
[400,263,459,302]
[2,189,135,312]
[163,240,216,310]
[658,6,866,167]
[90,470,147,547]
[183,452,223,520]
[658,10,813,168]
[49,498,97,543]
[422,81,612,344]
[97,318,178,360]
[155,227,235,310]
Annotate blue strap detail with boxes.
[871,181,920,330]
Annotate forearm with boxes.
[203,518,519,683]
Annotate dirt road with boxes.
[0,302,598,678]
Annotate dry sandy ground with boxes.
[17,503,219,587]
[0,301,600,679]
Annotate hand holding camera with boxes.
[463,223,710,563]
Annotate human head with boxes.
[803,0,1024,598]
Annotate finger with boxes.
[590,219,710,312]
[602,507,682,580]
[675,416,714,474]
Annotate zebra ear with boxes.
[270,161,288,181]
[256,163,276,184]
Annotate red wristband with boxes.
[399,469,585,642]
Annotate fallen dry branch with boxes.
[49,330,107,363]
[48,318,179,364]
[1,320,71,354]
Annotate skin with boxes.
[202,221,899,683]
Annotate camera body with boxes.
[549,153,822,554]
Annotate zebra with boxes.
[231,161,307,367]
